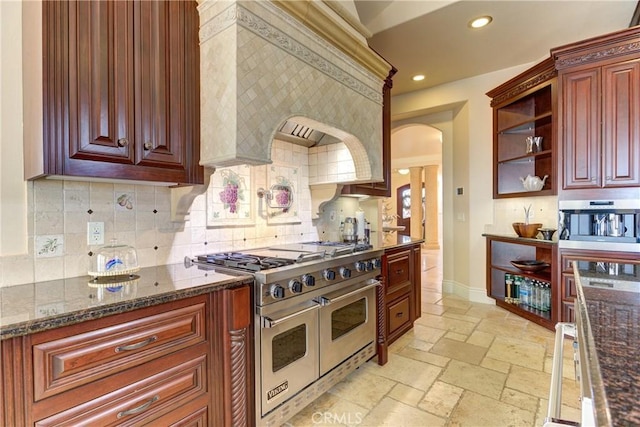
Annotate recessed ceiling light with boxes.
[412,74,425,82]
[469,15,492,29]
[397,168,410,175]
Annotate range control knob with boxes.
[339,266,352,278]
[302,274,316,287]
[323,269,336,281]
[355,261,367,272]
[288,279,303,294]
[372,258,382,269]
[365,260,374,271]
[270,284,285,299]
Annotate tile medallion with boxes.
[207,166,254,227]
[266,164,300,224]
[35,235,64,258]
[115,193,134,211]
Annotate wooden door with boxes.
[67,0,135,167]
[602,59,640,187]
[135,1,192,171]
[561,68,601,189]
[396,184,411,236]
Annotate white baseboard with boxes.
[442,279,494,304]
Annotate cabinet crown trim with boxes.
[487,57,556,107]
[552,25,640,70]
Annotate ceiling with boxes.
[353,1,639,95]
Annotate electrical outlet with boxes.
[87,222,104,245]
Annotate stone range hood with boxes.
[196,0,392,188]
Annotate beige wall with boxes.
[391,62,540,302]
[0,1,27,257]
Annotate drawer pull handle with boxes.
[117,395,159,418]
[395,269,404,275]
[115,335,157,353]
[395,312,404,318]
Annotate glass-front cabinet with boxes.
[487,57,557,198]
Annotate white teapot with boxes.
[520,174,548,191]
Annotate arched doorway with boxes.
[389,124,442,247]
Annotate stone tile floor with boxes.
[286,249,581,427]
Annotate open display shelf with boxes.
[484,234,557,330]
[487,57,557,199]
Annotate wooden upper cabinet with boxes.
[135,1,192,171]
[553,26,640,192]
[560,60,640,189]
[486,57,557,198]
[602,60,640,187]
[68,1,135,164]
[41,0,203,184]
[560,67,601,189]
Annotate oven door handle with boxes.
[544,322,576,426]
[262,303,320,328]
[315,279,381,306]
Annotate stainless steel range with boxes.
[189,242,383,426]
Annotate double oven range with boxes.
[189,242,383,426]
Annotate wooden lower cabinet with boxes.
[382,243,422,347]
[559,248,638,323]
[1,285,252,426]
[388,296,411,336]
[34,351,208,426]
[484,234,557,330]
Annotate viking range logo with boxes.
[267,381,288,401]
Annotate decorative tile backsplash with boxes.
[0,140,322,288]
[207,165,254,226]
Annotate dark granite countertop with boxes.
[574,260,640,426]
[482,232,557,244]
[376,234,424,251]
[0,263,253,340]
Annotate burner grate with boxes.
[196,252,296,272]
[302,241,373,254]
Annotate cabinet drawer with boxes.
[35,354,208,426]
[387,252,411,291]
[33,302,206,401]
[388,296,411,335]
[151,400,209,427]
[562,273,577,299]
